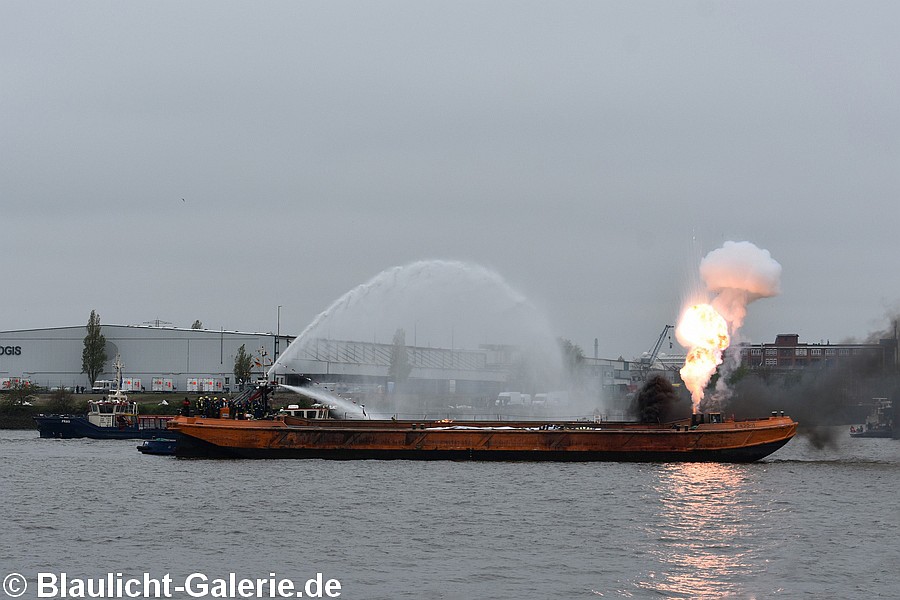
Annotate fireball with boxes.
[676,303,730,410]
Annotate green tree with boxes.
[558,337,585,374]
[46,387,78,414]
[558,337,585,388]
[234,344,253,386]
[81,310,107,386]
[0,381,37,415]
[388,328,412,385]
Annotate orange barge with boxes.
[167,412,797,462]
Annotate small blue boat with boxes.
[137,438,178,455]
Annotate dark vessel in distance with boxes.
[849,398,895,439]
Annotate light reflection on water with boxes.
[636,463,760,598]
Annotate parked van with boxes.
[91,380,116,394]
[497,392,532,407]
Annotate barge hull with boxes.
[171,416,798,463]
[175,434,793,462]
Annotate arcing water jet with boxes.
[269,259,559,377]
[269,259,567,415]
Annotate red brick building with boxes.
[738,334,894,370]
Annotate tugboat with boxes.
[849,398,895,439]
[34,355,174,439]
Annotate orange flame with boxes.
[676,303,730,411]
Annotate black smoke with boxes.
[629,375,691,423]
[721,353,900,448]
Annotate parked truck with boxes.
[120,377,142,392]
[187,377,224,393]
[151,377,175,392]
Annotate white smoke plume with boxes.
[678,241,782,411]
[700,241,782,331]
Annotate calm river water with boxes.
[1,428,897,599]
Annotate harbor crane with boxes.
[639,324,675,374]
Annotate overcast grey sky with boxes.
[2,1,899,359]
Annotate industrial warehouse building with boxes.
[0,325,289,392]
[0,324,634,404]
